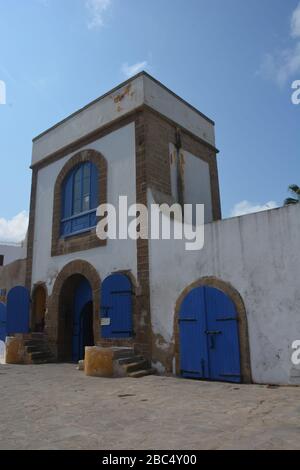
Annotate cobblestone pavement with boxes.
[0,363,300,450]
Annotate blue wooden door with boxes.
[205,287,241,382]
[0,302,7,342]
[72,278,93,362]
[179,287,209,379]
[7,286,30,335]
[101,274,133,338]
[179,286,241,383]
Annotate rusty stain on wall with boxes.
[111,84,135,113]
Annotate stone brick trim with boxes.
[25,168,38,290]
[173,277,252,383]
[47,260,101,358]
[133,114,152,359]
[144,107,222,220]
[51,149,107,257]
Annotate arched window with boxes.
[61,161,98,237]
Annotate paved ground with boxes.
[0,363,300,450]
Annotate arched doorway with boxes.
[32,284,47,332]
[7,286,30,335]
[49,260,100,361]
[58,274,94,362]
[175,277,252,383]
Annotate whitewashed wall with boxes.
[32,73,215,166]
[169,144,213,224]
[0,242,27,266]
[31,123,137,294]
[148,196,300,385]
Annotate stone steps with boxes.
[117,355,144,365]
[111,347,135,360]
[24,334,55,364]
[124,359,150,374]
[113,348,155,378]
[128,368,156,378]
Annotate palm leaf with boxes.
[284,197,299,206]
[288,184,300,196]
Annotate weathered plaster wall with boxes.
[32,73,215,166]
[143,75,215,147]
[0,259,27,296]
[0,243,27,266]
[148,197,300,385]
[31,123,137,293]
[32,77,145,165]
[169,143,213,224]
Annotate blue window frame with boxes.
[61,161,98,237]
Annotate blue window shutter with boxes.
[60,162,99,238]
[62,170,73,219]
[73,166,83,215]
[90,162,98,210]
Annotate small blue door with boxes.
[0,302,7,342]
[179,286,241,383]
[7,286,30,335]
[72,278,93,362]
[101,274,133,338]
[179,287,209,379]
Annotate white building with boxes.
[2,72,300,384]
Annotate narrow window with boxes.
[61,161,98,237]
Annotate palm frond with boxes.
[288,184,300,196]
[284,197,299,206]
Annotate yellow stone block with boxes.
[5,336,25,364]
[84,346,114,377]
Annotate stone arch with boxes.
[51,149,107,256]
[31,282,48,332]
[174,276,252,383]
[47,260,101,360]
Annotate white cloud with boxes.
[85,0,111,29]
[0,211,28,244]
[230,200,278,217]
[259,44,300,87]
[121,61,148,79]
[291,2,300,38]
[258,2,300,86]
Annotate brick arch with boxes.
[47,260,101,359]
[51,149,107,257]
[31,282,48,332]
[173,276,252,383]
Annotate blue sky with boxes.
[0,0,299,242]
